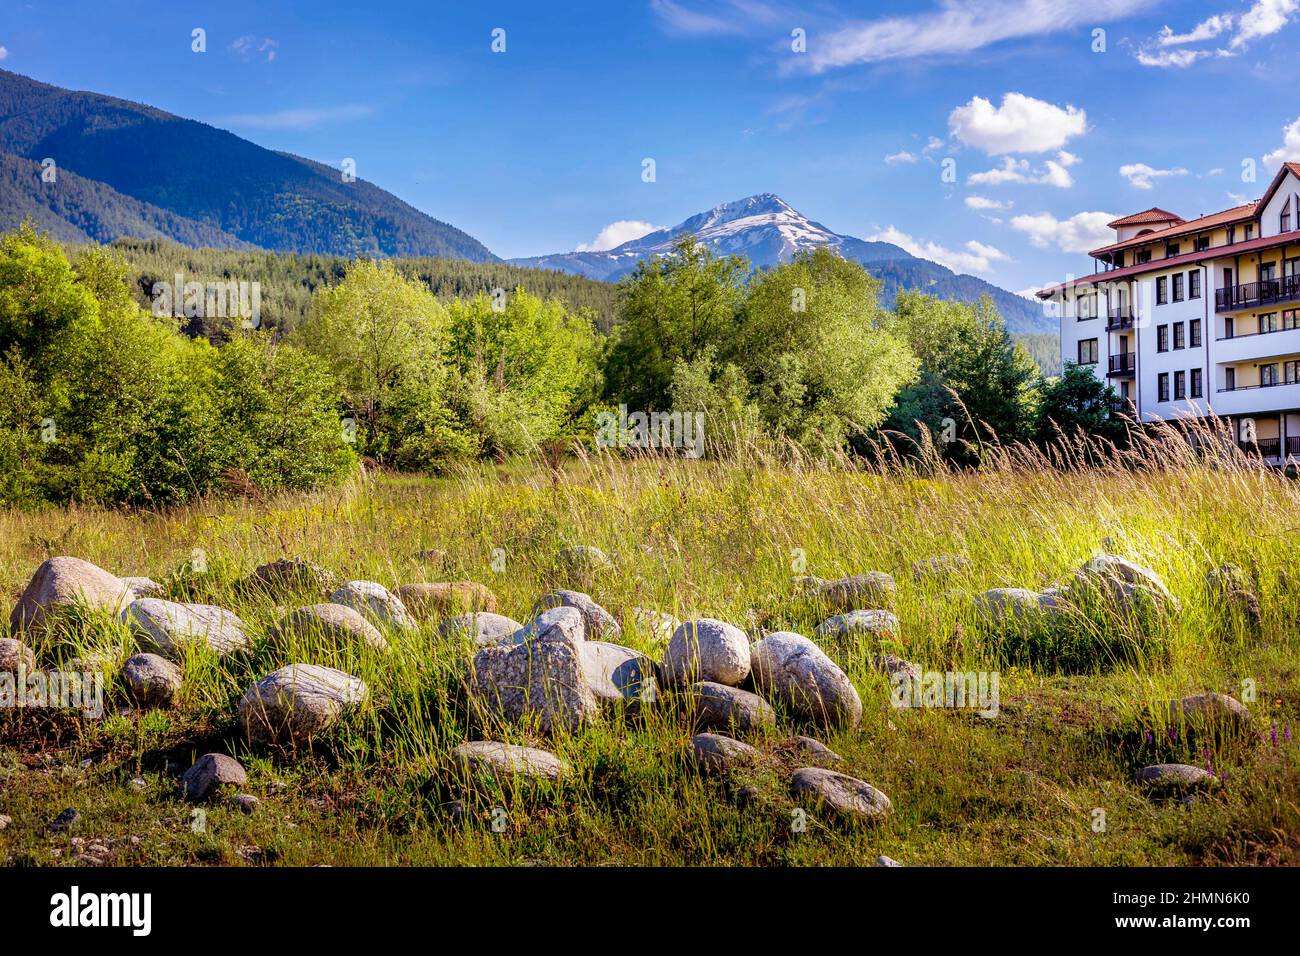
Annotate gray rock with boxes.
[238,664,369,746]
[790,736,843,765]
[245,558,340,599]
[627,607,681,643]
[557,545,612,575]
[689,733,760,774]
[812,572,896,612]
[662,619,751,687]
[581,641,658,707]
[1166,692,1251,734]
[121,653,182,708]
[121,576,165,599]
[0,637,36,676]
[229,793,260,814]
[873,653,922,684]
[271,603,388,651]
[469,624,599,736]
[396,581,499,618]
[48,807,80,832]
[751,632,862,729]
[180,753,247,801]
[1081,554,1173,602]
[453,741,570,783]
[534,590,621,639]
[504,606,586,647]
[438,612,524,645]
[790,767,893,823]
[814,609,900,641]
[10,557,133,640]
[688,681,776,735]
[0,813,10,831]
[875,855,904,867]
[975,587,1063,622]
[1136,763,1218,793]
[1206,564,1251,596]
[329,580,417,632]
[121,599,250,658]
[911,554,970,581]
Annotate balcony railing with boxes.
[1239,438,1282,457]
[1106,307,1134,331]
[1215,274,1300,312]
[1218,377,1300,393]
[1107,353,1136,376]
[1289,436,1300,457]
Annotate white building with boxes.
[1038,162,1300,462]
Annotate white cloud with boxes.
[885,150,919,165]
[1233,0,1300,47]
[1119,163,1190,189]
[1263,116,1300,169]
[966,195,1012,210]
[650,0,780,36]
[923,135,945,154]
[231,35,278,62]
[1157,14,1233,45]
[794,0,1145,72]
[1136,47,1217,67]
[575,220,663,252]
[949,93,1086,155]
[0,47,8,61]
[967,152,1078,188]
[867,226,1009,274]
[1010,211,1116,253]
[220,105,373,130]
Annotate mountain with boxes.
[0,69,494,260]
[510,194,1051,333]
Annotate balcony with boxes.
[1106,306,1134,331]
[1215,274,1300,312]
[1289,436,1300,457]
[1107,353,1136,377]
[1239,437,1282,457]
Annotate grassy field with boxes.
[2,442,1298,866]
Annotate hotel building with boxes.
[1038,162,1300,461]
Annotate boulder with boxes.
[271,603,388,651]
[811,572,896,612]
[395,581,498,619]
[534,590,621,639]
[788,735,843,765]
[974,587,1062,622]
[0,638,36,676]
[468,618,599,736]
[751,632,862,730]
[244,558,340,598]
[814,609,900,641]
[627,607,681,643]
[329,580,417,632]
[238,664,368,746]
[689,732,760,774]
[10,557,133,639]
[121,599,250,658]
[1135,763,1218,794]
[180,754,247,801]
[1206,564,1251,596]
[438,612,523,645]
[1081,554,1173,601]
[504,606,586,647]
[688,681,776,735]
[581,641,658,707]
[121,653,182,708]
[1166,692,1251,734]
[557,545,612,576]
[872,653,921,684]
[911,554,970,582]
[453,741,569,783]
[662,619,751,687]
[121,576,165,599]
[790,767,893,823]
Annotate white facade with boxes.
[1042,164,1300,463]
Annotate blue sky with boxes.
[4,0,1300,292]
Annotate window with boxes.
[1173,274,1184,302]
[1283,197,1292,233]
[1077,293,1096,320]
[1287,360,1300,384]
[1077,338,1099,365]
[1137,249,1152,264]
[1190,318,1202,347]
[1261,363,1279,387]
[1158,372,1170,402]
[1174,322,1185,349]
[1225,316,1235,338]
[1196,236,1210,251]
[1156,276,1168,304]
[1120,380,1131,400]
[1226,367,1236,391]
[1228,225,1237,244]
[1246,224,1255,240]
[1174,370,1185,400]
[1189,270,1201,299]
[1261,312,1280,334]
[1157,324,1169,351]
[1168,242,1181,257]
[1285,309,1299,330]
[1191,368,1203,398]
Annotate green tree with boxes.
[1034,362,1130,449]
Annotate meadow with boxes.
[1,436,1298,867]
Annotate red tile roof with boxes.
[1090,203,1259,256]
[1106,208,1183,228]
[1036,227,1300,298]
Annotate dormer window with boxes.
[1283,197,1292,233]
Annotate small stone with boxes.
[329,581,417,632]
[790,767,892,824]
[1224,589,1262,633]
[689,733,760,774]
[453,741,570,783]
[121,653,182,708]
[0,637,37,676]
[180,753,247,801]
[127,777,147,791]
[811,572,896,612]
[121,576,165,599]
[627,607,680,643]
[1136,763,1218,794]
[875,855,904,867]
[534,590,621,639]
[229,793,260,814]
[505,606,587,646]
[814,609,900,641]
[0,814,11,831]
[121,599,250,658]
[437,612,523,645]
[271,603,388,651]
[557,545,612,577]
[1206,564,1251,596]
[239,664,369,746]
[1166,692,1252,734]
[662,619,751,687]
[469,628,599,736]
[10,557,134,641]
[48,807,80,832]
[244,558,340,599]
[688,681,776,736]
[582,641,658,707]
[751,632,863,730]
[396,581,498,619]
[790,736,843,765]
[872,653,921,684]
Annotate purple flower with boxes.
[1271,724,1279,746]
